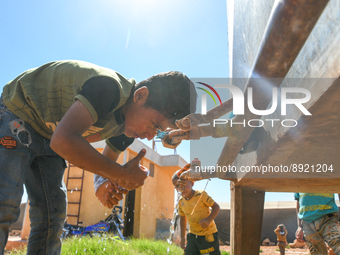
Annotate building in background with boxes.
[63,139,187,239]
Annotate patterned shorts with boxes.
[302,213,340,255]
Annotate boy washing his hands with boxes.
[172,165,221,255]
[0,60,196,254]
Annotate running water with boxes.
[166,190,182,254]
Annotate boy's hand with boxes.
[295,227,304,240]
[116,149,148,190]
[95,180,128,208]
[180,238,186,250]
[199,218,211,229]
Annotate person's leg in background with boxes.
[319,214,340,254]
[302,219,328,255]
[278,241,286,255]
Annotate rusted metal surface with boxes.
[166,98,234,145]
[175,98,234,130]
[182,0,330,181]
[216,0,329,179]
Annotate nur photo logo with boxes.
[196,82,312,128]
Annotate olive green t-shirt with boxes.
[3,60,135,153]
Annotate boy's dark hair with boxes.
[278,224,285,231]
[135,71,197,123]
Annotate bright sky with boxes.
[0,0,293,203]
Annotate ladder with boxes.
[65,163,85,225]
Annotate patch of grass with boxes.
[221,251,230,255]
[9,235,184,255]
[63,236,184,255]
[9,246,27,255]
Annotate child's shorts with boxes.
[185,232,221,255]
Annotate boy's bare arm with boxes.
[295,200,304,240]
[180,215,187,250]
[95,146,129,208]
[274,228,279,235]
[296,200,302,227]
[50,100,147,190]
[199,202,220,229]
[208,202,220,221]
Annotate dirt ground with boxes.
[220,245,310,255]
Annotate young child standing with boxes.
[274,224,288,255]
[172,166,221,255]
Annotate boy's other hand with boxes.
[96,180,128,208]
[117,149,148,190]
[199,218,211,229]
[180,239,186,250]
[295,227,304,240]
